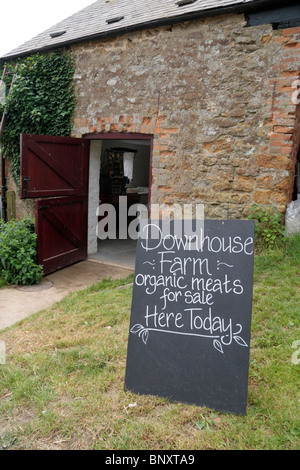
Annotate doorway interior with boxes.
[87,135,152,268]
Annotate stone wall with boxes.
[1,159,35,220]
[71,13,300,219]
[2,12,300,221]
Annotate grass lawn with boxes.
[0,238,299,450]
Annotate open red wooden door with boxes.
[20,134,90,275]
[20,134,89,199]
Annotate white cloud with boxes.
[0,0,94,57]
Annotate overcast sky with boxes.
[0,0,94,57]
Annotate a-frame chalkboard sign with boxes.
[125,219,255,415]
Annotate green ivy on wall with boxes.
[0,51,77,185]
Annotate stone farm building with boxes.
[0,0,300,270]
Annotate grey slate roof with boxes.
[1,0,265,59]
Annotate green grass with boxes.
[0,238,299,450]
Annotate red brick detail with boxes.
[72,114,180,202]
[268,27,300,204]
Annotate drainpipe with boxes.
[0,66,6,221]
[0,145,6,221]
[0,114,7,222]
[0,66,17,222]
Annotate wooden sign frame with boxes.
[125,219,255,415]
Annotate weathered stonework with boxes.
[70,13,300,219]
[3,159,35,220]
[2,13,300,221]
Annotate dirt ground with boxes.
[0,259,134,330]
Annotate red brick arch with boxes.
[72,114,180,206]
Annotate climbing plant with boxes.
[0,51,77,185]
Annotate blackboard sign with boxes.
[125,219,255,415]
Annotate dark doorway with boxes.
[86,134,152,268]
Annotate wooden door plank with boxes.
[42,209,83,248]
[36,195,88,275]
[27,139,80,190]
[20,134,89,199]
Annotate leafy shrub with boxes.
[248,205,285,250]
[0,217,43,285]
